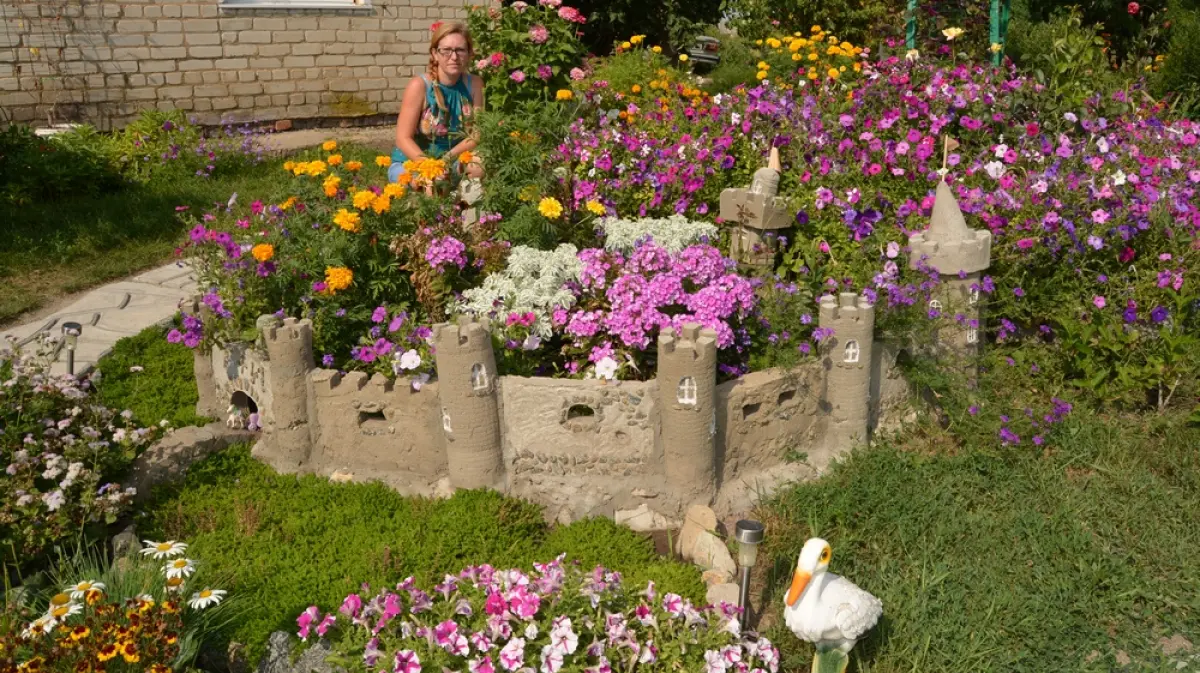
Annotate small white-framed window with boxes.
[929,299,943,312]
[969,288,980,305]
[843,340,860,363]
[219,0,371,9]
[470,363,488,391]
[677,376,698,406]
[966,328,978,344]
[441,408,452,433]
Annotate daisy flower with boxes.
[165,576,187,593]
[66,580,105,600]
[141,540,188,559]
[188,588,227,609]
[20,615,56,640]
[164,558,197,579]
[45,593,82,621]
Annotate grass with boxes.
[93,324,209,429]
[135,446,704,664]
[0,165,294,325]
[756,409,1200,672]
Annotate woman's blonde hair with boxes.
[427,21,474,121]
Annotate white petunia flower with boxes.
[594,357,618,381]
[397,349,422,371]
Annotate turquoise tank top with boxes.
[392,73,474,165]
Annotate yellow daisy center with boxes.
[172,560,188,568]
[76,582,92,590]
[199,590,212,598]
[51,605,71,617]
[50,593,71,606]
[166,577,184,587]
[155,542,173,551]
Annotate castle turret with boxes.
[254,316,315,472]
[719,146,790,268]
[819,292,875,449]
[181,295,220,418]
[656,323,718,507]
[432,316,504,490]
[908,180,993,354]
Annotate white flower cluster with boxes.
[455,244,583,337]
[596,215,718,254]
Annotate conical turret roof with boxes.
[907,180,992,274]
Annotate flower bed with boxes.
[295,556,779,673]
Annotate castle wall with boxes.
[307,369,446,494]
[500,376,662,522]
[210,341,274,423]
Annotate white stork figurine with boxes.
[783,537,883,673]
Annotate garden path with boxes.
[1,262,196,377]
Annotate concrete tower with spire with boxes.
[908,179,993,355]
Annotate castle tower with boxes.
[255,317,316,472]
[719,146,791,268]
[432,316,505,490]
[181,295,220,418]
[908,180,993,355]
[819,292,876,449]
[656,323,718,507]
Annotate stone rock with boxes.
[705,581,740,608]
[125,422,254,502]
[274,119,293,132]
[614,503,677,532]
[631,487,657,498]
[112,523,139,559]
[433,477,455,500]
[258,631,344,673]
[555,507,574,526]
[677,504,718,559]
[701,568,733,586]
[329,469,354,483]
[690,530,737,577]
[1160,635,1194,656]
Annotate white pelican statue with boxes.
[784,537,883,673]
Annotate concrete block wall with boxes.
[1,0,471,130]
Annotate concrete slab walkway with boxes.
[2,262,197,376]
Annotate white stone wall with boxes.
[1,0,471,129]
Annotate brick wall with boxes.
[0,0,471,130]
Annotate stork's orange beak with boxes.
[785,570,811,607]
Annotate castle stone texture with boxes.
[2,0,472,130]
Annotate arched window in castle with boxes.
[470,363,488,391]
[966,328,978,344]
[969,287,980,305]
[677,376,698,406]
[843,340,860,363]
[929,299,943,313]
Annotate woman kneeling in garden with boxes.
[391,21,485,186]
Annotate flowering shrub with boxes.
[112,109,268,181]
[296,556,779,673]
[2,539,232,672]
[179,143,505,368]
[467,0,590,112]
[0,334,163,570]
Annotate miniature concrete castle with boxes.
[191,308,910,522]
[908,180,993,354]
[720,146,791,268]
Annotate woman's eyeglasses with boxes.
[436,47,469,58]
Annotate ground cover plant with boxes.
[94,323,208,429]
[0,334,165,576]
[135,445,705,664]
[756,406,1200,672]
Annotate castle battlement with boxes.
[819,292,875,327]
[264,317,313,345]
[909,180,992,275]
[658,324,718,362]
[432,315,492,353]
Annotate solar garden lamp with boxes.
[61,321,82,376]
[734,519,765,615]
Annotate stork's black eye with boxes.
[820,548,831,562]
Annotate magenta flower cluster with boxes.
[426,236,469,271]
[294,556,779,673]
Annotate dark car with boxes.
[685,35,721,68]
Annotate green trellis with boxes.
[906,0,1012,66]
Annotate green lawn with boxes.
[93,324,209,429]
[0,164,291,325]
[757,410,1200,673]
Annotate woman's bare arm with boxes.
[394,77,428,161]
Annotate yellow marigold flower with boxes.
[396,171,413,187]
[333,208,362,232]
[556,89,574,101]
[766,37,781,48]
[280,196,298,210]
[839,65,847,72]
[323,175,341,197]
[305,160,327,176]
[283,160,296,172]
[383,183,406,198]
[651,45,662,53]
[942,26,964,40]
[325,266,353,292]
[322,140,337,151]
[756,70,768,80]
[586,199,605,215]
[376,155,392,167]
[251,243,274,262]
[807,70,818,80]
[328,154,343,166]
[792,53,802,61]
[630,34,644,45]
[811,24,822,32]
[352,190,376,210]
[537,196,564,219]
[678,54,688,62]
[371,195,391,214]
[841,41,853,50]
[756,61,769,70]
[755,39,763,45]
[345,160,363,171]
[416,157,447,181]
[621,41,632,50]
[853,62,862,72]
[291,161,307,176]
[827,67,840,79]
[808,52,818,61]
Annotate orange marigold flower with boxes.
[458,151,473,165]
[251,243,274,262]
[383,183,406,199]
[325,266,353,292]
[327,154,343,166]
[334,208,362,232]
[345,160,363,171]
[322,140,337,151]
[375,155,392,167]
[371,195,391,214]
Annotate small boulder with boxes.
[615,504,677,532]
[274,119,293,132]
[677,504,718,559]
[691,530,738,577]
[702,568,734,586]
[705,581,740,608]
